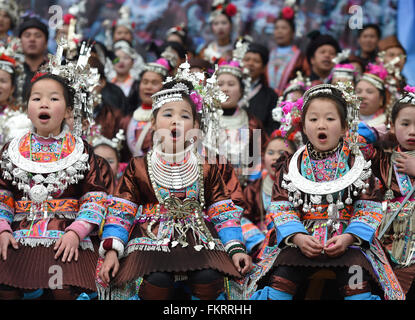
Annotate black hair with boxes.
[161,41,187,60]
[268,135,297,154]
[306,31,341,64]
[358,23,382,39]
[246,42,270,66]
[391,100,415,126]
[25,73,75,111]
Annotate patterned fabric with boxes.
[394,165,412,196]
[208,199,244,245]
[77,192,107,227]
[301,141,349,182]
[14,198,79,220]
[241,217,265,253]
[0,189,15,223]
[103,178,244,252]
[102,196,138,245]
[18,132,75,162]
[267,46,297,91]
[245,141,406,300]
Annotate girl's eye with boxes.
[182,114,190,119]
[267,150,274,156]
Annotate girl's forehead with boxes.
[396,106,415,119]
[159,99,192,112]
[267,138,285,149]
[31,78,64,93]
[306,97,339,111]
[218,73,239,82]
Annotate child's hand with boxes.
[395,152,415,177]
[292,233,323,258]
[231,252,253,275]
[99,250,120,284]
[54,230,80,262]
[0,231,18,261]
[324,233,354,258]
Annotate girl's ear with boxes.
[64,107,73,120]
[390,123,395,135]
[151,116,157,130]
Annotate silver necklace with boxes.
[0,131,89,219]
[150,144,199,189]
[146,149,216,251]
[282,145,372,231]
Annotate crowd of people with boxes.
[0,0,413,301]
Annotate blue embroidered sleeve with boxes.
[77,192,107,227]
[101,196,138,245]
[268,201,308,246]
[345,200,383,243]
[208,200,244,244]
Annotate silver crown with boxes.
[39,39,100,137]
[90,127,125,152]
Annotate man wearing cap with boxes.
[305,31,341,86]
[18,17,49,99]
[243,42,279,135]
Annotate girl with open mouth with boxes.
[97,75,252,300]
[248,83,404,301]
[0,43,108,300]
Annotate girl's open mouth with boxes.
[318,133,327,140]
[39,113,51,120]
[38,113,51,123]
[170,128,181,140]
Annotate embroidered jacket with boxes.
[0,129,108,249]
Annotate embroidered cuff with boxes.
[99,237,125,259]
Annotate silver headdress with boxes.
[331,49,357,82]
[38,39,100,137]
[0,0,20,28]
[116,5,134,31]
[217,39,251,107]
[377,51,405,128]
[143,58,170,79]
[152,58,202,112]
[151,87,187,112]
[399,86,415,106]
[113,40,137,60]
[90,126,125,154]
[360,63,387,91]
[0,38,25,107]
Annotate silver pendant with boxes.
[29,184,49,203]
